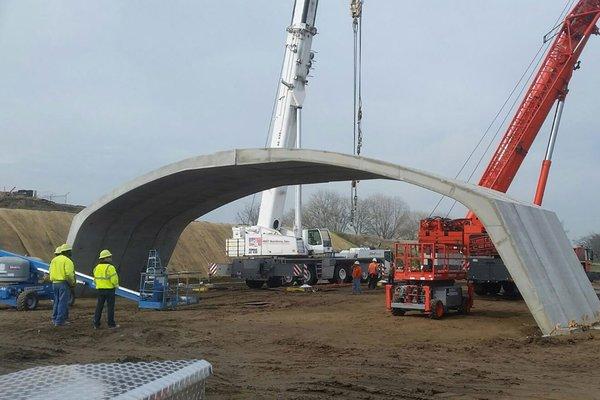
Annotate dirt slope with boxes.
[0,209,356,275]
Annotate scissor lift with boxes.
[386,243,473,318]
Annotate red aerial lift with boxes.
[386,242,473,318]
[388,0,600,313]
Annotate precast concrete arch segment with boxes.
[67,148,600,335]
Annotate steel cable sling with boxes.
[350,0,363,231]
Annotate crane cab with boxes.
[302,228,332,255]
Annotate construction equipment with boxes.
[0,248,202,311]
[0,249,140,307]
[386,243,472,318]
[415,0,600,296]
[0,256,73,311]
[138,250,200,310]
[224,0,390,287]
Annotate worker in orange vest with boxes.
[367,258,379,290]
[351,261,362,294]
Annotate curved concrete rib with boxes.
[68,148,600,335]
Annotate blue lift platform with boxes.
[1,249,202,310]
[0,249,140,303]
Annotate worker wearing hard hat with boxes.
[367,258,379,290]
[92,249,120,329]
[49,243,76,327]
[351,261,362,294]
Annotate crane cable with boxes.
[428,0,576,219]
[350,0,363,230]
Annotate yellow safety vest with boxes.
[49,255,76,286]
[93,263,119,289]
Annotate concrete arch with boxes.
[68,148,600,335]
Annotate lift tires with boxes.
[429,300,445,319]
[391,308,405,316]
[245,280,265,289]
[16,290,39,311]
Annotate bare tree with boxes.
[577,233,600,259]
[350,195,370,235]
[236,200,260,226]
[396,211,428,240]
[362,194,411,239]
[303,190,351,232]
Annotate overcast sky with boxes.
[0,1,598,240]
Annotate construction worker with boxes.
[368,258,379,290]
[351,261,362,294]
[93,249,120,329]
[49,244,76,326]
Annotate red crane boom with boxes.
[420,0,599,250]
[476,0,600,198]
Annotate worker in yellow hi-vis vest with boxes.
[49,244,76,327]
[93,250,120,329]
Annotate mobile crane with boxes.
[225,1,390,288]
[412,0,599,299]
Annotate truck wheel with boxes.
[391,308,405,316]
[487,282,501,295]
[282,276,294,286]
[266,277,283,288]
[502,282,517,297]
[429,300,445,319]
[16,290,39,311]
[473,283,486,296]
[332,266,348,284]
[303,266,318,286]
[245,280,265,289]
[360,271,369,283]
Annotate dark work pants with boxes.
[368,274,378,289]
[94,289,116,327]
[52,282,70,325]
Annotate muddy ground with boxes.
[1,285,599,399]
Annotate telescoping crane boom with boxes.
[225,1,392,289]
[475,0,600,207]
[418,0,600,296]
[258,0,318,233]
[227,0,332,261]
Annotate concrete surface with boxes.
[67,148,600,335]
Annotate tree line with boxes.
[578,233,600,261]
[236,190,426,240]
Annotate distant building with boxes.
[14,189,37,198]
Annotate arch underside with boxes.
[68,148,600,335]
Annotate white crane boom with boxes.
[257,0,318,231]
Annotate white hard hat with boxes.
[354,261,360,265]
[372,258,377,262]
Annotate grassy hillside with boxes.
[0,208,357,275]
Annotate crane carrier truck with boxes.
[224,0,390,288]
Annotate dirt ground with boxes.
[1,285,600,400]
